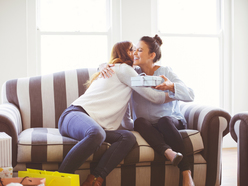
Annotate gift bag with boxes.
[0,177,45,186]
[18,169,79,186]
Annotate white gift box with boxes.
[131,74,163,86]
[0,132,12,167]
[0,166,13,178]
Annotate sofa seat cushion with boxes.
[17,128,109,163]
[180,129,204,155]
[17,128,78,163]
[17,128,204,164]
[123,130,204,164]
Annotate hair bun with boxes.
[153,34,163,46]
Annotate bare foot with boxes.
[182,170,195,186]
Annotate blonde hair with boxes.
[86,41,133,88]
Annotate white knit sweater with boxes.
[72,63,165,130]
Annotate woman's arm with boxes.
[98,63,115,78]
[155,67,194,102]
[154,75,175,92]
[118,101,134,130]
[116,64,172,104]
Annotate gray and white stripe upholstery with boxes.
[1,68,97,166]
[15,129,203,163]
[180,103,230,186]
[2,68,97,130]
[0,103,21,167]
[0,68,231,186]
[230,112,248,186]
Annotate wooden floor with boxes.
[221,148,237,186]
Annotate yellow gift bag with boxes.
[18,169,80,186]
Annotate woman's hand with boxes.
[155,75,175,92]
[99,63,115,78]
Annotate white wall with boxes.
[222,0,248,148]
[121,0,152,43]
[232,0,248,115]
[0,0,248,147]
[0,0,28,93]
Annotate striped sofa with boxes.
[230,112,248,186]
[0,68,231,186]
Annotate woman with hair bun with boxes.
[58,40,171,186]
[132,35,195,186]
[101,35,195,186]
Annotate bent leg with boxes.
[93,130,136,178]
[134,117,170,156]
[58,109,106,173]
[157,116,190,171]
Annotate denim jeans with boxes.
[58,105,136,178]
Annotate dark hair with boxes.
[86,41,133,87]
[140,34,163,63]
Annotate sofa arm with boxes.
[230,111,248,141]
[180,102,230,133]
[0,103,23,167]
[180,102,231,186]
[230,111,248,186]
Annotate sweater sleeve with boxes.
[116,64,166,104]
[165,66,195,102]
[119,101,134,130]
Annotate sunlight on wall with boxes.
[39,0,109,74]
[158,0,220,107]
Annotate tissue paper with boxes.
[6,183,23,186]
[0,167,13,178]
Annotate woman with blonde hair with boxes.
[58,41,171,186]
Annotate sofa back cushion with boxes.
[2,68,97,130]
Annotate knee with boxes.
[87,126,106,144]
[157,116,174,130]
[134,117,147,131]
[121,131,136,146]
[123,131,136,142]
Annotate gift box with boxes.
[0,132,12,167]
[131,75,163,86]
[0,167,13,178]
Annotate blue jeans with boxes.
[58,105,136,178]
